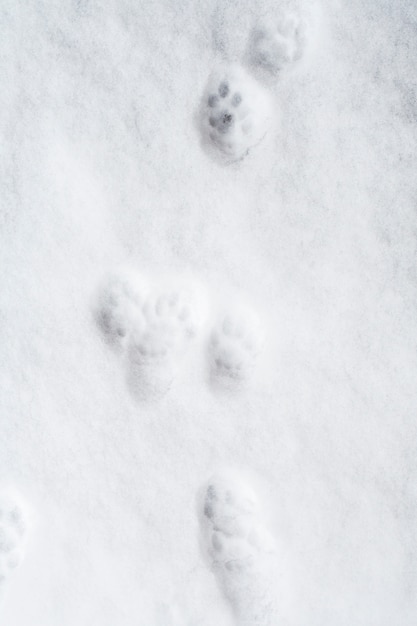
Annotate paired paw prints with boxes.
[200,2,321,161]
[95,271,265,400]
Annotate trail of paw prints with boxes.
[246,1,322,80]
[208,307,264,391]
[0,490,30,605]
[200,65,273,162]
[200,472,278,626]
[95,271,205,401]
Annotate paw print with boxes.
[95,272,206,401]
[201,66,273,161]
[0,493,29,587]
[201,474,275,573]
[209,309,264,386]
[248,3,322,77]
[95,271,148,347]
[126,286,204,399]
[204,479,258,537]
[128,290,199,365]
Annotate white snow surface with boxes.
[1,0,417,624]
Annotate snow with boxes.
[1,0,417,624]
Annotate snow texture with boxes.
[201,472,278,626]
[200,65,273,161]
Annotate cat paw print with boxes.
[95,270,148,348]
[209,308,264,388]
[201,472,275,574]
[201,65,273,161]
[199,472,279,626]
[248,2,322,78]
[127,287,204,399]
[0,491,29,591]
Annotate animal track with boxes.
[127,286,203,399]
[209,308,264,388]
[248,3,321,77]
[200,472,277,626]
[95,273,266,397]
[0,491,29,597]
[95,270,148,348]
[95,271,205,400]
[201,65,273,161]
[203,475,272,570]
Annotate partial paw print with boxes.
[200,473,279,626]
[95,270,148,349]
[200,65,273,161]
[127,286,204,400]
[247,2,322,78]
[201,472,275,575]
[0,491,29,591]
[209,308,264,389]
